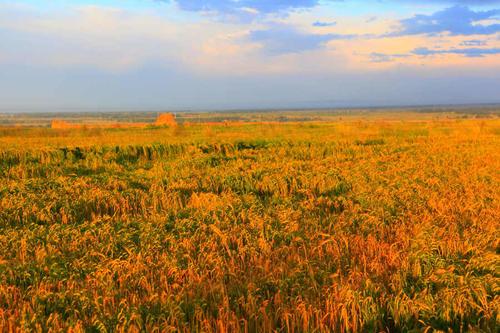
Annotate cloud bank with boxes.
[392,5,500,36]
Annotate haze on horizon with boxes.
[1,0,500,111]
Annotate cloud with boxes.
[313,21,337,27]
[247,24,353,55]
[460,39,488,46]
[169,0,500,16]
[0,4,259,72]
[369,52,409,63]
[369,44,500,62]
[173,0,321,21]
[425,1,500,3]
[396,0,500,4]
[391,5,500,36]
[412,46,500,57]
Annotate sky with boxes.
[1,0,500,111]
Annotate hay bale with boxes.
[155,113,177,127]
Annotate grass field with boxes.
[0,112,499,332]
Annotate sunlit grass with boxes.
[0,118,499,332]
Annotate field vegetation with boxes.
[0,113,499,332]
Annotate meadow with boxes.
[0,111,499,332]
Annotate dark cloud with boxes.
[419,1,500,3]
[395,0,500,4]
[174,0,320,19]
[313,21,337,27]
[248,25,332,55]
[412,46,500,57]
[391,5,500,36]
[460,39,488,46]
[248,24,353,55]
[370,44,500,62]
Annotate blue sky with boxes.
[0,0,499,110]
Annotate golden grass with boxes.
[0,117,498,332]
